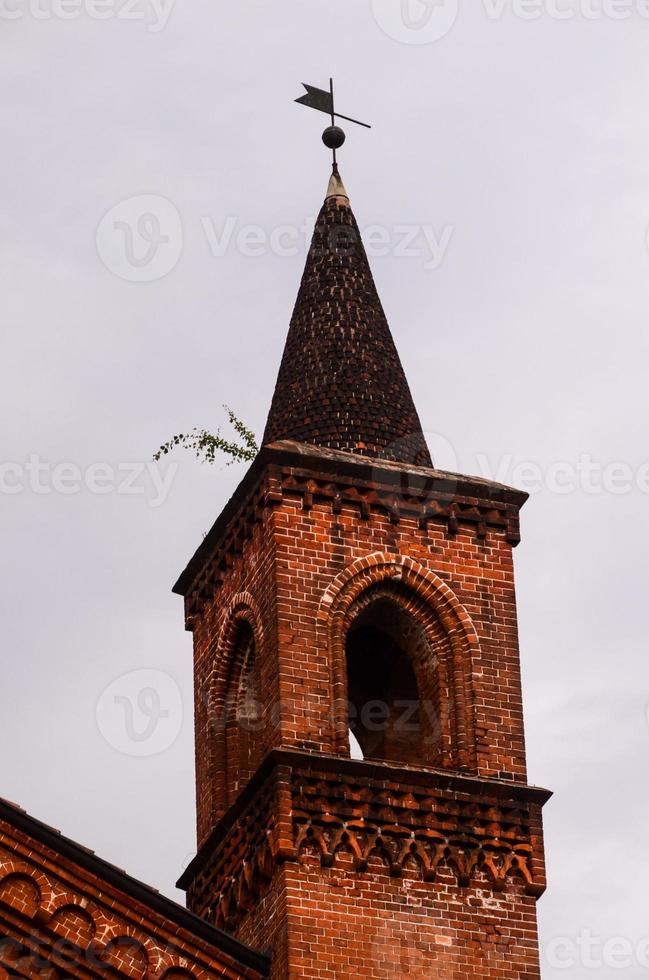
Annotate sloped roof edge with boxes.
[0,797,271,976]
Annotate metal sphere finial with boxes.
[294,79,370,167]
[322,125,346,150]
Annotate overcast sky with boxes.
[2,2,648,976]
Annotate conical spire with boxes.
[262,170,432,467]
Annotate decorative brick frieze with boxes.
[175,441,527,629]
[180,751,549,935]
[289,763,547,898]
[186,762,281,931]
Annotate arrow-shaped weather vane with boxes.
[295,78,371,170]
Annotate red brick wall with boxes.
[190,457,528,836]
[183,751,547,980]
[0,813,267,980]
[269,498,528,781]
[192,517,281,843]
[179,444,546,980]
[282,858,541,980]
[236,871,289,980]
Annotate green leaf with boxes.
[153,409,259,467]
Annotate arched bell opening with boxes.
[345,593,443,767]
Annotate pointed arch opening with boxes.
[224,619,262,804]
[321,554,480,772]
[344,587,443,766]
[205,595,269,829]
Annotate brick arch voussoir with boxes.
[97,921,159,975]
[320,553,480,766]
[0,872,42,920]
[45,903,97,950]
[206,594,265,735]
[206,592,265,822]
[158,968,200,980]
[208,592,266,695]
[0,860,55,915]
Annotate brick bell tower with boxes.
[175,168,550,979]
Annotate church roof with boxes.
[262,169,432,467]
[0,796,270,978]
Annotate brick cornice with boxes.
[178,749,551,931]
[173,442,529,626]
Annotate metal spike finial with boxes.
[294,78,371,169]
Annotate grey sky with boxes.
[2,2,648,976]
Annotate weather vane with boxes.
[295,79,371,171]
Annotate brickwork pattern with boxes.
[175,442,548,980]
[176,166,548,978]
[0,808,268,979]
[182,753,548,980]
[262,192,432,467]
[183,444,531,847]
[282,858,542,980]
[191,517,281,842]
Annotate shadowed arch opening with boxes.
[205,595,268,830]
[322,554,480,771]
[345,592,442,765]
[224,619,262,804]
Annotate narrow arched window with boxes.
[345,593,442,766]
[225,620,262,802]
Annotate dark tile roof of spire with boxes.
[262,170,432,467]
